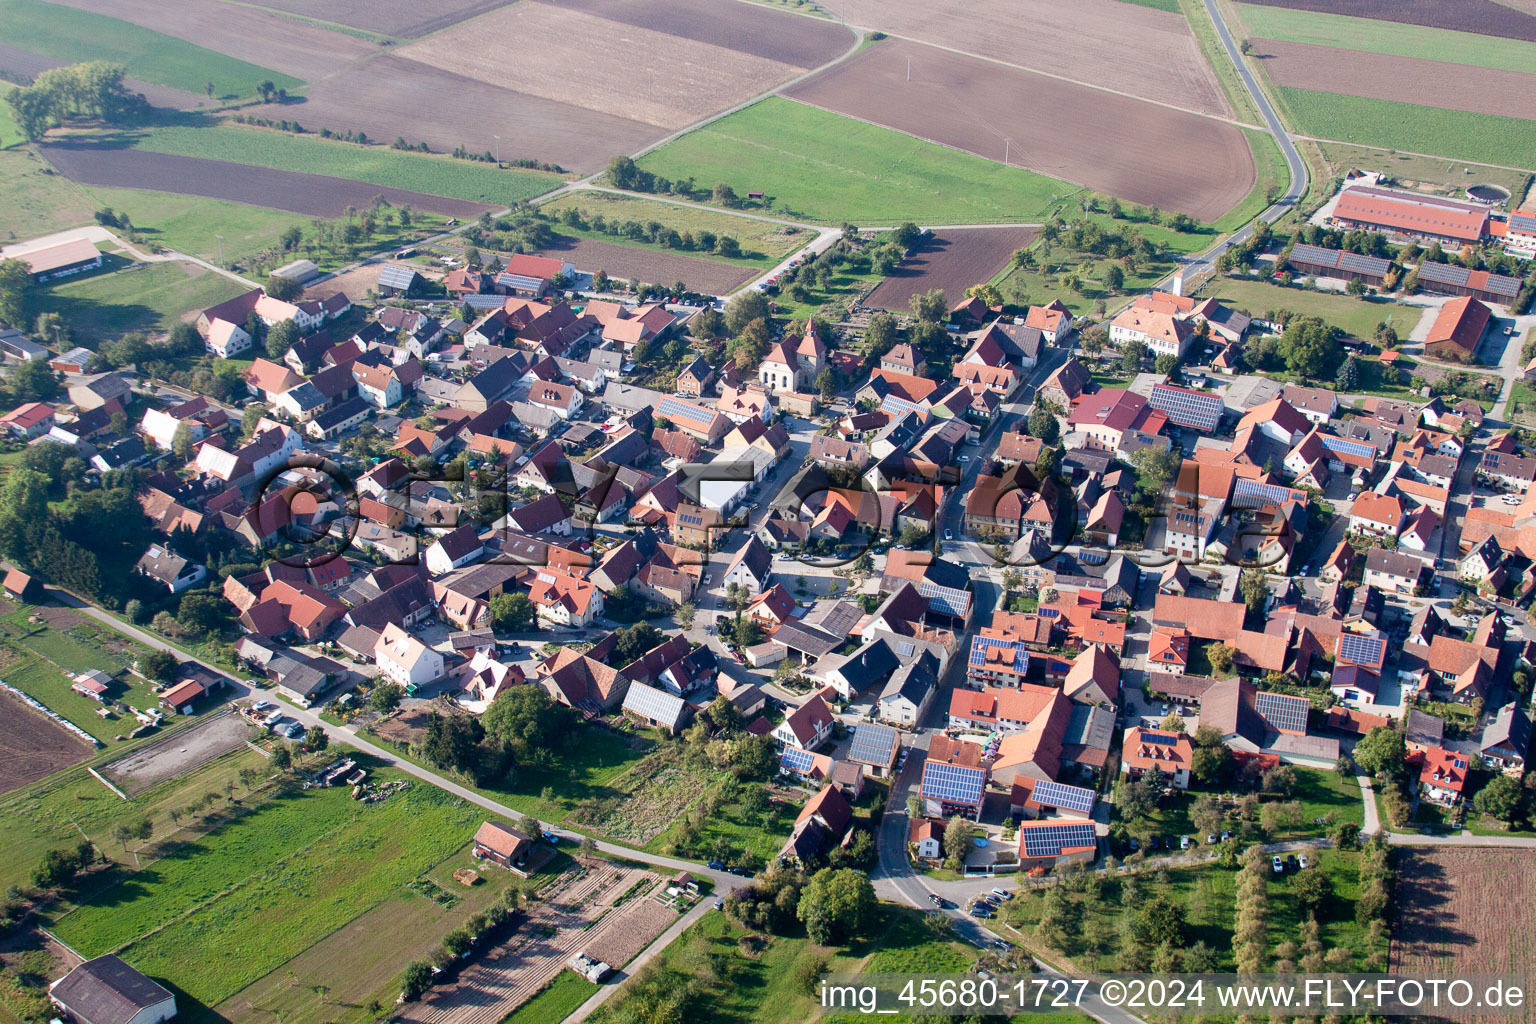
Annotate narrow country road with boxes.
[42,587,740,896]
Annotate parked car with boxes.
[1272,855,1284,873]
[542,831,560,845]
[1298,854,1309,869]
[1180,835,1191,850]
[990,888,1012,901]
[944,530,953,540]
[928,893,943,906]
[1207,834,1219,844]
[251,700,274,714]
[707,860,726,870]
[992,939,1012,951]
[970,907,992,919]
[262,710,284,727]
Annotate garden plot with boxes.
[0,688,92,795]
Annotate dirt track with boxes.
[1244,0,1536,42]
[866,227,1036,312]
[830,0,1230,116]
[399,4,802,130]
[102,711,252,796]
[39,143,496,219]
[785,39,1256,222]
[51,0,379,81]
[243,55,658,175]
[1255,39,1536,120]
[0,690,91,796]
[536,235,758,294]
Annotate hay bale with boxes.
[453,868,482,887]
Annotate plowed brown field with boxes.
[51,0,378,80]
[866,227,1036,312]
[785,39,1255,222]
[830,0,1229,116]
[542,0,852,67]
[1255,39,1536,119]
[535,235,756,294]
[1243,0,1536,42]
[241,0,511,38]
[242,56,658,174]
[0,691,91,795]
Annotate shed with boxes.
[2,568,40,602]
[49,954,176,1024]
[271,259,321,284]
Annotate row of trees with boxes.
[5,61,146,141]
[552,206,746,259]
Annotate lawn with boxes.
[767,262,888,322]
[0,100,20,149]
[0,0,300,98]
[0,146,98,243]
[1210,128,1290,235]
[1288,768,1363,833]
[53,772,487,1006]
[539,190,810,267]
[1313,142,1532,200]
[633,96,1082,226]
[995,248,1181,317]
[1275,87,1536,173]
[1237,4,1536,74]
[36,258,250,343]
[499,973,599,1024]
[1508,381,1536,425]
[1199,274,1421,339]
[129,123,565,204]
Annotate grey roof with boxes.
[50,955,172,1024]
[1405,709,1445,746]
[878,650,939,707]
[1364,547,1428,580]
[622,680,689,729]
[377,265,419,290]
[281,380,327,412]
[770,619,842,659]
[335,623,381,658]
[312,397,369,431]
[824,638,901,688]
[805,600,864,637]
[1064,704,1114,753]
[1480,702,1532,757]
[725,534,773,585]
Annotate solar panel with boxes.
[377,265,418,289]
[848,724,899,765]
[1232,478,1301,509]
[622,682,685,726]
[1020,821,1097,858]
[970,634,1029,671]
[656,396,710,425]
[1254,691,1309,734]
[917,580,970,618]
[1030,780,1096,816]
[780,746,816,774]
[1339,251,1390,275]
[921,761,985,806]
[1337,632,1386,668]
[1320,435,1376,460]
[1290,243,1340,268]
[1418,261,1470,286]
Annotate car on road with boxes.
[262,710,284,727]
[702,572,712,585]
[542,831,560,845]
[1272,855,1284,873]
[928,893,943,906]
[958,455,969,462]
[944,530,953,541]
[1347,492,1358,501]
[728,866,752,877]
[707,860,726,871]
[275,721,305,740]
[992,939,1012,951]
[732,650,745,663]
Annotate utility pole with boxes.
[1004,138,1010,166]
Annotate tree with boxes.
[712,181,740,207]
[265,318,300,360]
[1115,771,1160,822]
[1291,867,1333,913]
[1260,764,1299,796]
[1153,353,1180,379]
[1120,339,1148,373]
[1191,744,1233,786]
[138,649,178,683]
[676,602,697,628]
[1278,315,1342,381]
[307,726,329,752]
[864,312,896,354]
[942,815,971,863]
[1472,774,1524,822]
[1354,726,1407,777]
[1206,642,1235,675]
[1335,354,1360,392]
[1159,712,1187,734]
[1130,446,1180,502]
[1238,568,1269,615]
[482,684,572,751]
[1027,402,1060,445]
[1101,263,1125,294]
[369,682,404,713]
[724,290,770,334]
[1259,799,1304,836]
[1192,793,1225,835]
[270,745,292,771]
[177,591,226,638]
[266,273,303,301]
[797,868,875,946]
[816,367,836,402]
[1131,896,1186,948]
[488,592,536,632]
[910,289,947,323]
[4,356,58,404]
[401,961,433,1001]
[728,317,773,373]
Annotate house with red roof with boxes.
[1409,745,1468,805]
[0,401,55,439]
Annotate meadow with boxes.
[500,973,599,1024]
[1314,142,1533,199]
[1238,3,1536,73]
[539,190,809,267]
[0,146,97,242]
[0,0,299,97]
[1201,274,1422,339]
[53,775,486,1005]
[1276,87,1536,172]
[37,258,250,343]
[130,123,564,204]
[633,97,1081,226]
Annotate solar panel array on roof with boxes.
[622,682,686,726]
[1020,821,1097,858]
[1254,691,1310,734]
[1290,243,1341,267]
[1148,384,1222,431]
[1336,632,1386,668]
[970,634,1029,671]
[848,723,900,765]
[1418,261,1521,296]
[881,394,922,418]
[917,579,970,618]
[377,266,419,290]
[780,746,817,774]
[678,512,703,526]
[1029,779,1096,816]
[1143,732,1180,747]
[656,396,711,426]
[1339,251,1391,275]
[1320,435,1375,461]
[1232,478,1301,509]
[921,760,985,806]
[1512,213,1536,233]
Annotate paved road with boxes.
[42,586,740,896]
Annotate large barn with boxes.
[1331,186,1490,246]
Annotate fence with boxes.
[0,679,101,747]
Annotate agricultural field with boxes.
[784,39,1256,222]
[1391,848,1536,1006]
[539,191,810,266]
[634,97,1081,226]
[829,0,1228,116]
[396,2,839,131]
[1211,128,1291,235]
[0,0,301,98]
[1312,143,1532,203]
[1236,4,1536,72]
[51,772,487,1006]
[41,144,494,221]
[865,227,1036,312]
[535,235,759,294]
[235,0,506,38]
[47,0,377,83]
[35,258,249,344]
[0,42,206,111]
[126,124,565,205]
[1238,0,1536,43]
[499,973,598,1024]
[0,689,91,795]
[1200,274,1424,339]
[545,0,854,67]
[1277,88,1536,173]
[1254,41,1536,120]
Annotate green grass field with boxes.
[1238,3,1536,74]
[1211,128,1290,235]
[0,608,161,743]
[1200,274,1424,339]
[53,774,486,1006]
[1313,142,1532,201]
[500,973,599,1024]
[539,190,809,267]
[0,101,20,149]
[1120,0,1181,11]
[0,147,98,242]
[130,123,565,204]
[634,97,1082,225]
[0,0,300,98]
[1276,87,1536,172]
[37,258,250,343]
